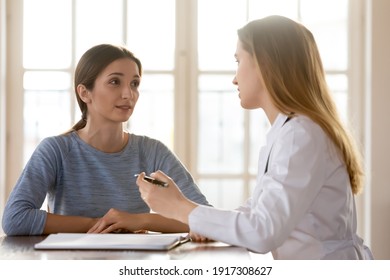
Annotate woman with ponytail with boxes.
[2,44,209,236]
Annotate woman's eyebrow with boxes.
[108,72,124,77]
[107,72,140,79]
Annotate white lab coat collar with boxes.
[258,113,291,176]
[266,113,291,146]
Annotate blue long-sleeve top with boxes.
[2,132,209,235]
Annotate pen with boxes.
[134,174,169,187]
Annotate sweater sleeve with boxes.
[2,137,62,235]
[138,136,211,206]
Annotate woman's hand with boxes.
[87,208,146,233]
[136,171,198,225]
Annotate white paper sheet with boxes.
[34,233,190,251]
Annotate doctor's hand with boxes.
[190,231,214,243]
[136,171,198,225]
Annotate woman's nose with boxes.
[122,87,133,99]
[232,76,237,85]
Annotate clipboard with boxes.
[34,232,190,251]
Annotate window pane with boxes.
[198,0,247,71]
[24,71,71,91]
[198,75,244,174]
[300,0,348,22]
[327,74,348,123]
[23,0,71,69]
[248,0,298,20]
[24,90,71,162]
[127,74,174,149]
[311,24,348,70]
[300,0,348,70]
[75,0,124,61]
[198,179,244,209]
[23,71,71,162]
[126,0,175,70]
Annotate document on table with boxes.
[34,232,190,251]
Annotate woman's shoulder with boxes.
[129,133,168,149]
[281,114,328,145]
[41,132,74,145]
[37,132,76,154]
[287,115,324,134]
[128,133,173,161]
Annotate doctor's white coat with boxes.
[189,114,373,259]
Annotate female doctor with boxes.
[136,15,374,259]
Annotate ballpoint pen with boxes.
[134,174,169,187]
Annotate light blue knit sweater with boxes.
[2,132,209,235]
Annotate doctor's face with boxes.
[232,40,268,110]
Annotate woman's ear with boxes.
[77,84,91,103]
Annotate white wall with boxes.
[0,0,7,235]
[365,0,390,260]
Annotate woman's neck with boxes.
[77,122,129,153]
[264,106,281,125]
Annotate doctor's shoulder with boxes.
[279,115,328,146]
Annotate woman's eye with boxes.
[130,80,140,88]
[109,79,120,85]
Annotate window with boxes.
[21,0,349,209]
[196,0,349,208]
[23,0,176,159]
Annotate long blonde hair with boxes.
[238,15,363,194]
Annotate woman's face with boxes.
[232,40,268,110]
[84,58,141,124]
